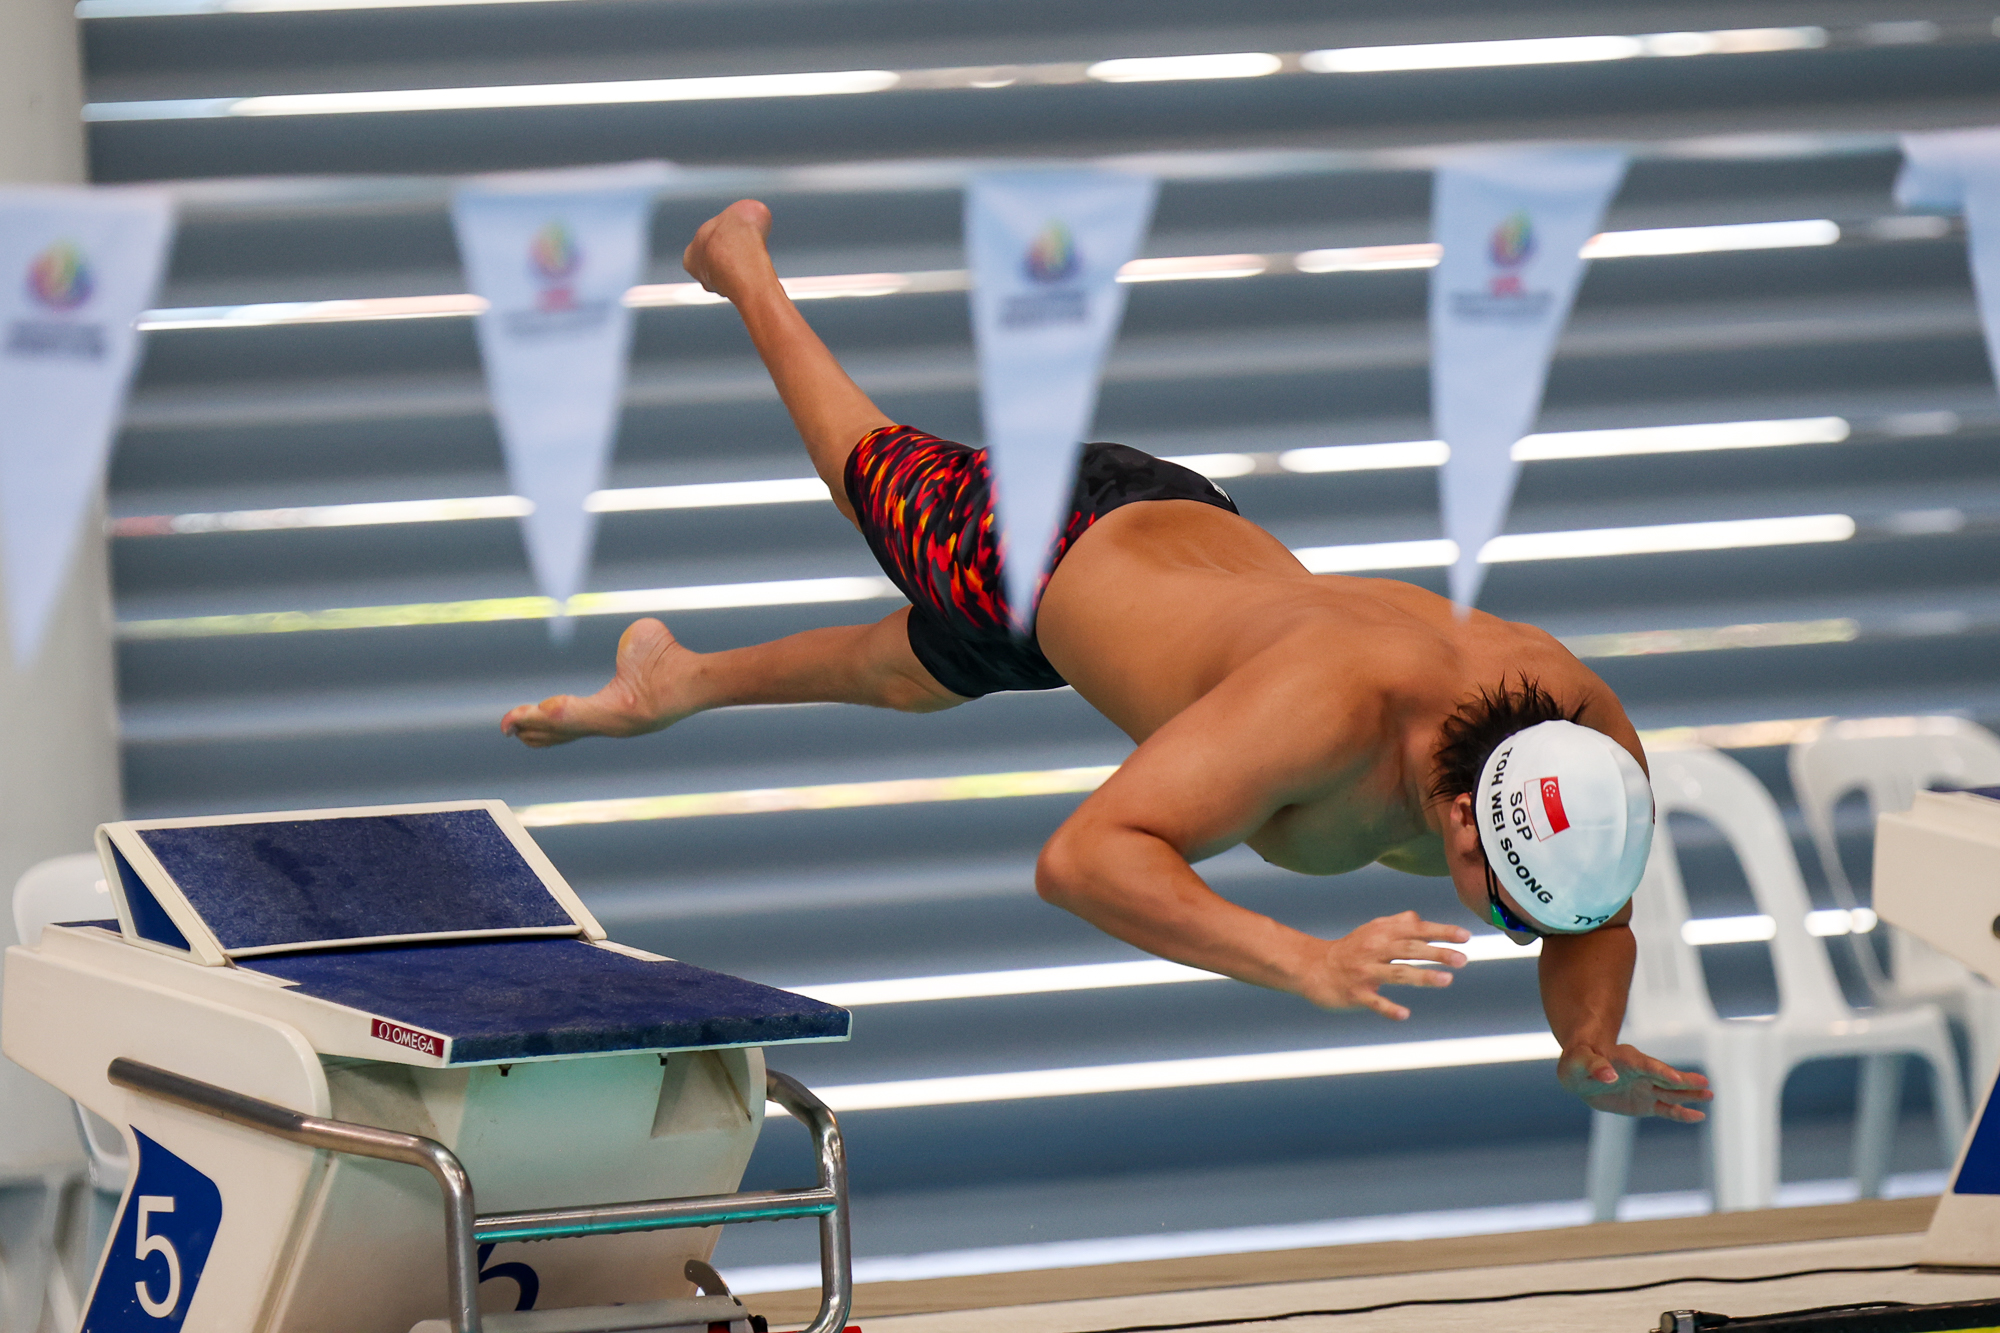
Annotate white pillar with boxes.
[0,0,114,1177]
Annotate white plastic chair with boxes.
[1788,714,2000,1195]
[1585,798,1718,1218]
[4,853,123,1331]
[10,853,130,1195]
[1586,745,1967,1215]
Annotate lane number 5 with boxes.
[135,1196,181,1318]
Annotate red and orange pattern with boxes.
[844,424,1096,634]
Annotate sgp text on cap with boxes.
[1475,719,1653,933]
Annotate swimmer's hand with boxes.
[1304,911,1470,1021]
[502,618,700,747]
[1559,1043,1711,1121]
[683,199,777,305]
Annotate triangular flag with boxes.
[966,170,1157,629]
[0,186,173,668]
[1900,130,2000,394]
[1432,148,1627,611]
[452,161,670,640]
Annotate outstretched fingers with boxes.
[1406,916,1473,944]
[1622,1048,1711,1094]
[1357,986,1411,1022]
[1375,962,1454,990]
[1396,942,1469,968]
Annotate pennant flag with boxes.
[1431,148,1627,611]
[1898,129,2000,393]
[966,170,1158,628]
[0,186,173,668]
[452,161,670,639]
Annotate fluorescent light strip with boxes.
[107,416,1857,536]
[1280,416,1852,473]
[135,221,1844,333]
[813,1031,1561,1112]
[1278,440,1449,473]
[79,25,1830,110]
[1301,27,1825,75]
[1560,618,1857,658]
[138,293,487,332]
[1294,244,1441,274]
[81,0,572,13]
[116,574,899,639]
[112,476,831,536]
[1644,716,1831,752]
[1292,513,1855,573]
[1484,513,1856,562]
[1118,254,1269,282]
[1513,416,1850,461]
[110,494,531,537]
[1682,909,1876,946]
[1085,53,1284,83]
[1581,219,1839,258]
[93,69,902,121]
[585,478,829,513]
[1159,452,1258,478]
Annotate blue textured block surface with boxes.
[1956,1075,2000,1193]
[114,842,191,953]
[137,810,573,951]
[244,939,851,1062]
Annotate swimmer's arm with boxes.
[1541,907,1711,1121]
[1036,652,1468,1018]
[1536,900,1634,1054]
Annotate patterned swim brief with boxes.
[842,424,1240,698]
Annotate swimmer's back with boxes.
[1037,500,1591,746]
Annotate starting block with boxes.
[0,800,855,1333]
[1874,785,2000,1269]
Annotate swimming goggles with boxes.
[1484,860,1548,941]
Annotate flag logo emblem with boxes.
[529,220,581,280]
[1529,775,1571,839]
[1023,220,1080,284]
[26,242,93,311]
[1488,211,1536,269]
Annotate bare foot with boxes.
[682,199,778,304]
[502,618,703,748]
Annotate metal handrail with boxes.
[109,1057,483,1331]
[107,1057,853,1333]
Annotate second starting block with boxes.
[1,799,856,1333]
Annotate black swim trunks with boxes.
[843,424,1241,698]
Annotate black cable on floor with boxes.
[1073,1262,1927,1333]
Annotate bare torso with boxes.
[1036,499,1639,876]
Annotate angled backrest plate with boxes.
[103,800,598,958]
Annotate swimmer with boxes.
[505,199,1711,1125]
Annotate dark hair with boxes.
[1428,677,1582,806]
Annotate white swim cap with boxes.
[1474,720,1653,933]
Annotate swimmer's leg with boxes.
[683,200,892,526]
[503,608,965,747]
[503,201,971,748]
